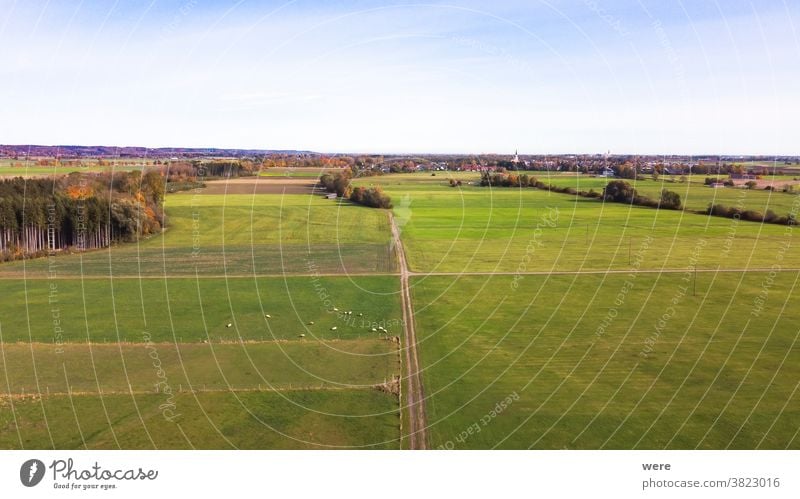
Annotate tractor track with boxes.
[389,212,428,450]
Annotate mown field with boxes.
[0,390,399,449]
[3,171,799,450]
[0,275,402,343]
[258,168,326,178]
[0,340,401,449]
[541,174,800,214]
[0,340,398,393]
[0,188,403,449]
[0,162,147,177]
[0,193,396,277]
[412,273,800,449]
[355,173,800,273]
[355,172,800,449]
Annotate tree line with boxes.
[479,172,683,210]
[319,171,393,209]
[706,203,796,225]
[0,171,165,261]
[602,180,682,210]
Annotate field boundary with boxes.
[1,384,393,399]
[7,267,800,280]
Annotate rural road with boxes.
[389,212,429,450]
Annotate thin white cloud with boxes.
[0,0,797,154]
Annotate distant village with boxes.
[1,144,798,179]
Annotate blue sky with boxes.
[0,0,798,154]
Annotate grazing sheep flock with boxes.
[223,306,391,338]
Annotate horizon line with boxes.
[1,144,798,159]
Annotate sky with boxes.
[0,0,798,155]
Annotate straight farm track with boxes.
[390,212,428,450]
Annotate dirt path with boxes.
[389,212,428,450]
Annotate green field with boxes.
[258,169,324,178]
[541,174,800,215]
[0,275,402,343]
[354,172,800,449]
[355,174,800,273]
[0,164,147,176]
[413,273,800,449]
[0,190,404,449]
[0,340,398,394]
[0,340,399,448]
[2,170,799,449]
[0,194,396,277]
[0,390,399,449]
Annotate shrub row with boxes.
[349,186,393,209]
[479,173,681,210]
[166,181,206,193]
[601,180,682,210]
[319,171,392,209]
[704,177,735,186]
[706,203,796,225]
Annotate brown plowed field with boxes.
[197,177,318,195]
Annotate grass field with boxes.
[2,170,799,450]
[0,338,399,447]
[0,188,404,449]
[258,169,325,178]
[355,174,800,273]
[0,340,398,394]
[0,275,402,343]
[353,172,800,449]
[0,193,396,277]
[412,273,800,449]
[0,165,147,176]
[0,390,399,449]
[541,174,800,215]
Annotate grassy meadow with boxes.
[0,159,148,177]
[541,174,800,215]
[0,275,402,343]
[258,168,325,178]
[356,172,800,448]
[0,340,398,394]
[355,173,800,273]
[0,188,404,449]
[412,273,800,449]
[2,170,798,449]
[0,390,399,449]
[0,193,396,277]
